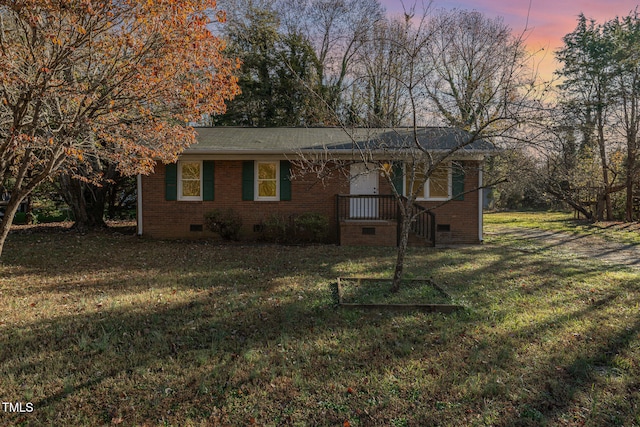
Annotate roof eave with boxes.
[181,147,493,160]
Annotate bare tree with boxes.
[347,16,412,126]
[532,114,609,220]
[294,7,542,291]
[306,0,384,114]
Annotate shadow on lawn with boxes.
[500,317,640,427]
[408,243,640,425]
[1,284,336,423]
[1,235,397,299]
[1,232,640,425]
[1,237,404,424]
[487,286,638,426]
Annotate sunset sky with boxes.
[381,0,640,81]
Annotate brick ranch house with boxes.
[136,127,494,246]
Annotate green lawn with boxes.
[1,218,639,426]
[485,210,640,245]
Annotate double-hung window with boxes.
[405,163,452,201]
[242,160,291,201]
[427,165,450,199]
[165,160,214,202]
[178,161,202,201]
[256,161,279,200]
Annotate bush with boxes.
[204,209,242,241]
[261,212,329,244]
[261,214,292,243]
[294,212,328,243]
[11,212,27,224]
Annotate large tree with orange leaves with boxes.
[0,0,239,256]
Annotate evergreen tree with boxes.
[215,4,325,126]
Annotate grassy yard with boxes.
[1,217,639,426]
[485,210,640,245]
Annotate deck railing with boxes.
[406,200,435,242]
[336,194,397,221]
[336,194,435,246]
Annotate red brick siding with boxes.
[141,159,482,244]
[377,161,482,244]
[339,221,397,246]
[141,161,348,241]
[418,161,481,244]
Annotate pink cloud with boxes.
[381,0,638,47]
[380,0,639,80]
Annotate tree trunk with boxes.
[596,113,613,221]
[626,152,636,222]
[391,206,412,293]
[596,193,606,221]
[85,186,107,228]
[107,184,119,219]
[59,175,107,232]
[25,196,34,224]
[0,193,26,260]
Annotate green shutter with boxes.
[280,160,291,201]
[203,160,215,201]
[165,163,177,201]
[242,161,254,201]
[392,162,404,195]
[452,163,465,201]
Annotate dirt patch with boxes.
[490,227,640,269]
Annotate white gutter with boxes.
[137,174,143,236]
[478,167,483,242]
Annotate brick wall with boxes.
[141,160,348,241]
[423,161,482,244]
[339,221,397,246]
[140,159,482,244]
[377,160,482,244]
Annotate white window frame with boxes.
[255,160,280,201]
[178,160,203,201]
[404,162,452,201]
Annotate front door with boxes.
[350,163,379,218]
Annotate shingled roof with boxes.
[185,127,495,155]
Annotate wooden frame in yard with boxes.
[336,277,463,313]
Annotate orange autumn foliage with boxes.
[0,0,240,256]
[0,0,239,174]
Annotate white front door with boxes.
[350,163,379,218]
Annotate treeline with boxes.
[18,0,405,228]
[495,11,640,222]
[15,2,640,227]
[28,1,541,228]
[208,0,413,127]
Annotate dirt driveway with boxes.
[488,227,640,270]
